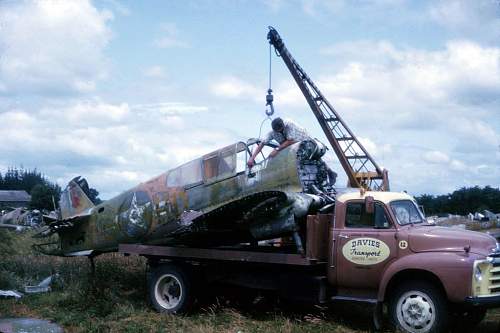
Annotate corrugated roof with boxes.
[0,190,31,202]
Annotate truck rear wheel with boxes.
[149,264,194,314]
[389,280,448,333]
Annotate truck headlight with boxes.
[474,265,483,282]
[472,259,493,296]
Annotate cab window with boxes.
[203,143,244,182]
[218,146,236,177]
[167,159,202,187]
[390,200,424,225]
[236,142,247,174]
[247,141,274,165]
[203,154,219,180]
[345,202,390,228]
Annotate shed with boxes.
[0,190,31,208]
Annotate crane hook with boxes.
[265,88,274,116]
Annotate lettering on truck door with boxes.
[336,200,397,289]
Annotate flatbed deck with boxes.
[119,244,323,266]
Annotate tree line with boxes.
[0,167,100,211]
[415,186,500,216]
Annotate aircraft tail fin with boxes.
[59,176,95,219]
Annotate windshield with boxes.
[390,200,425,225]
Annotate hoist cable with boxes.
[268,43,272,91]
[265,42,275,116]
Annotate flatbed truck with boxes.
[120,190,500,333]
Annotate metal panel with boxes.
[119,243,317,266]
[306,214,331,261]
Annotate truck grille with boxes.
[488,261,500,295]
[472,246,500,297]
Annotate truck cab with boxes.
[328,190,500,332]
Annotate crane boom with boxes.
[267,27,389,191]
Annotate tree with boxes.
[29,183,61,211]
[87,187,102,205]
[0,167,62,210]
[416,186,500,215]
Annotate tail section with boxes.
[59,176,95,219]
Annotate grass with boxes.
[0,253,366,333]
[0,230,499,332]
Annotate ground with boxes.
[0,231,499,332]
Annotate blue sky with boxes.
[0,0,499,199]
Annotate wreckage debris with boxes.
[24,274,59,294]
[0,290,23,299]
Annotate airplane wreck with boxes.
[34,139,337,256]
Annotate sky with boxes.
[0,0,499,199]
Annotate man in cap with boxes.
[247,117,311,168]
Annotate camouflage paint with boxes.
[36,141,315,256]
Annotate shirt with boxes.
[263,119,311,145]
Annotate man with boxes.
[247,117,311,168]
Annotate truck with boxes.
[116,27,500,333]
[120,190,500,333]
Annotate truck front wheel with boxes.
[149,264,194,314]
[389,280,448,333]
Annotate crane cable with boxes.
[265,42,275,116]
[258,42,275,141]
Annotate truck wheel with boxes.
[389,281,448,333]
[149,264,194,314]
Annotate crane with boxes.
[267,27,389,191]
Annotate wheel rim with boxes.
[154,273,183,310]
[396,290,436,333]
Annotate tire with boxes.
[148,263,195,314]
[389,280,448,333]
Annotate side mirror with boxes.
[365,196,374,214]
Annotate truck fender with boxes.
[378,252,474,303]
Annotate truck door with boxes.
[335,200,397,290]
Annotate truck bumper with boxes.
[464,295,500,308]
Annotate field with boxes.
[1,231,499,333]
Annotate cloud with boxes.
[0,101,233,198]
[320,40,500,109]
[0,0,113,95]
[132,102,209,115]
[450,117,499,153]
[429,0,500,44]
[312,39,500,193]
[40,101,130,124]
[102,0,131,16]
[300,0,413,22]
[261,0,285,11]
[422,150,450,164]
[143,66,166,79]
[211,76,261,100]
[359,137,392,158]
[153,23,189,48]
